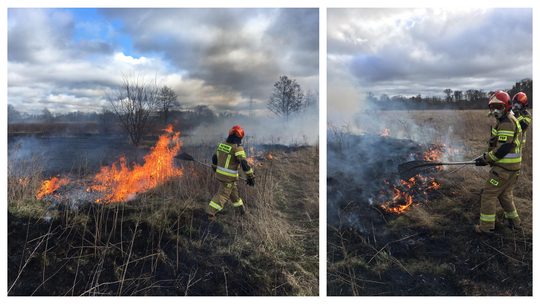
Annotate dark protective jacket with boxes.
[483,112,522,171]
[211,138,255,183]
[514,109,532,147]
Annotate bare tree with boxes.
[365,92,377,103]
[267,75,305,122]
[443,89,453,102]
[106,73,160,163]
[465,89,474,101]
[98,106,117,134]
[380,93,390,102]
[304,88,319,112]
[194,105,215,121]
[8,104,21,124]
[157,85,180,125]
[41,107,55,123]
[453,90,463,102]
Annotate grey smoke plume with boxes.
[8,135,132,178]
[189,110,319,147]
[327,95,467,228]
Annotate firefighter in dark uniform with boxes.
[206,125,255,221]
[475,91,523,235]
[511,92,532,150]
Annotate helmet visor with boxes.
[489,103,505,111]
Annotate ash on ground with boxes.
[38,180,120,218]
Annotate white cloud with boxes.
[8,8,319,116]
[113,52,149,65]
[328,8,532,115]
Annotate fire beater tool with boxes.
[398,160,475,181]
[175,151,247,181]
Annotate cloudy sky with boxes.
[328,8,533,115]
[8,8,319,115]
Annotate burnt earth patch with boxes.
[8,206,277,296]
[327,133,532,296]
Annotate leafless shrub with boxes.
[106,72,161,162]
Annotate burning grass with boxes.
[328,109,532,296]
[8,129,319,296]
[327,131,454,216]
[34,126,183,205]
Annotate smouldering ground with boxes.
[8,132,319,296]
[327,109,532,296]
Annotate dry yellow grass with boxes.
[406,110,532,231]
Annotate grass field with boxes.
[8,135,319,296]
[327,109,532,296]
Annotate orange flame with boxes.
[36,176,70,200]
[162,125,174,133]
[37,125,184,204]
[19,177,29,187]
[247,152,257,166]
[380,128,390,137]
[90,130,183,203]
[380,141,446,214]
[246,149,276,167]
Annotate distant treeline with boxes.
[7,104,250,134]
[364,78,532,111]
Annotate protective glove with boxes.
[247,178,255,187]
[475,157,488,166]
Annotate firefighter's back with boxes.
[215,141,242,182]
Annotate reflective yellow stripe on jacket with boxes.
[489,118,522,164]
[488,152,521,164]
[216,166,239,177]
[235,151,246,158]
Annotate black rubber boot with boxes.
[239,205,249,216]
[507,218,522,229]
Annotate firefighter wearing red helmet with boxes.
[206,125,255,221]
[512,92,532,149]
[474,91,523,235]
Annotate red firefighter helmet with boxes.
[229,125,244,139]
[488,91,511,112]
[512,92,528,107]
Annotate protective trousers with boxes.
[479,167,521,232]
[206,181,244,216]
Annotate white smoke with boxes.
[189,111,319,146]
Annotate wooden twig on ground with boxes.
[371,205,388,224]
[470,255,496,271]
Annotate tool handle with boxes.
[194,160,213,168]
[193,160,247,181]
[446,154,484,175]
